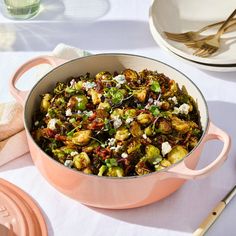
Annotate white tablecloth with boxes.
[0,1,236,235]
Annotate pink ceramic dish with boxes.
[9,54,231,209]
[0,178,47,236]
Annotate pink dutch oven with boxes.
[9,54,231,209]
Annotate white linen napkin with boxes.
[0,44,90,166]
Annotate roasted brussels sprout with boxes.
[47,118,61,130]
[97,101,111,111]
[73,152,91,170]
[52,146,77,163]
[106,167,124,177]
[145,145,162,165]
[167,145,188,164]
[144,126,154,136]
[137,113,152,125]
[133,89,147,102]
[123,69,139,82]
[163,80,178,97]
[171,116,190,134]
[83,167,93,174]
[150,80,161,93]
[76,81,84,90]
[158,119,172,134]
[32,129,42,142]
[72,130,92,145]
[54,96,66,107]
[68,95,88,111]
[54,82,66,94]
[145,145,160,158]
[124,109,136,118]
[155,159,171,171]
[135,157,152,176]
[115,127,130,141]
[40,94,52,112]
[95,71,112,80]
[110,108,124,119]
[89,89,101,105]
[127,140,141,154]
[160,101,170,110]
[130,121,143,137]
[98,165,107,176]
[82,141,99,153]
[189,136,199,149]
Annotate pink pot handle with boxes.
[9,56,67,105]
[166,122,231,179]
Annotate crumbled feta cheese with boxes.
[34,121,39,126]
[172,107,180,114]
[168,96,178,105]
[148,98,154,103]
[83,110,93,117]
[83,81,96,91]
[76,97,83,103]
[113,74,126,84]
[107,138,116,147]
[110,145,122,152]
[142,133,147,139]
[101,143,106,148]
[77,110,82,114]
[66,108,72,116]
[64,160,73,168]
[179,103,190,114]
[121,152,128,158]
[70,79,76,86]
[70,151,78,156]
[47,118,58,130]
[125,117,133,124]
[173,103,190,115]
[161,142,172,156]
[113,116,122,129]
[153,100,163,107]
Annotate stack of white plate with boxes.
[149,0,236,72]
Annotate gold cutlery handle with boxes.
[193,202,226,236]
[217,9,236,37]
[193,186,236,236]
[224,22,236,32]
[199,18,236,33]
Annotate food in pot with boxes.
[31,69,203,177]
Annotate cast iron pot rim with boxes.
[24,53,209,180]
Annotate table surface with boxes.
[0,0,236,235]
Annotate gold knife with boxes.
[193,185,236,236]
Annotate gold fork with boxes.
[192,9,236,57]
[185,22,236,49]
[164,18,236,43]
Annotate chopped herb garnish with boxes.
[149,105,160,116]
[109,128,116,136]
[65,87,76,94]
[151,81,161,93]
[106,87,124,105]
[69,118,76,123]
[66,124,81,137]
[105,158,118,167]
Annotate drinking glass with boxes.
[4,0,41,19]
